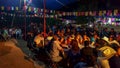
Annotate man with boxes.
[34,33,44,48]
[49,35,64,62]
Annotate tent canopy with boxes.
[0,0,120,11]
[0,0,77,10]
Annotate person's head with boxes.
[95,39,109,48]
[102,36,109,44]
[94,34,98,38]
[104,28,108,31]
[53,35,59,41]
[48,32,54,36]
[110,28,114,32]
[109,35,115,41]
[67,36,72,41]
[75,34,81,40]
[70,40,79,51]
[84,41,90,47]
[83,34,88,39]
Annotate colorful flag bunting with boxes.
[114,9,118,16]
[99,11,103,16]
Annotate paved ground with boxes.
[0,39,45,68]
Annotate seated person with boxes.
[81,41,97,67]
[109,46,120,68]
[48,35,64,63]
[67,40,81,68]
[34,33,44,48]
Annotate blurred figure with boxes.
[49,35,64,62]
[74,33,84,49]
[83,34,90,43]
[102,28,109,37]
[109,35,120,46]
[109,46,120,68]
[67,40,81,68]
[116,32,120,44]
[96,38,116,68]
[90,34,100,48]
[81,41,97,67]
[109,28,116,38]
[34,33,44,48]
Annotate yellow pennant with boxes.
[16,7,19,11]
[1,6,4,10]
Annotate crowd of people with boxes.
[26,22,120,68]
[1,22,120,68]
[0,27,22,41]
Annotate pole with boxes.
[43,0,46,37]
[19,0,21,10]
[24,10,26,40]
[24,0,27,40]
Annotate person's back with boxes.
[109,46,120,68]
[67,40,81,68]
[81,41,97,67]
[34,34,44,48]
[49,35,63,62]
[109,55,120,68]
[81,47,94,56]
[50,40,61,58]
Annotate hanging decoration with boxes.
[15,7,19,11]
[1,6,4,10]
[0,6,120,17]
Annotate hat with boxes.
[102,36,109,43]
[110,40,120,47]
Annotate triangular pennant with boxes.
[16,7,19,11]
[28,7,31,12]
[114,9,118,16]
[7,7,11,11]
[85,12,88,16]
[11,6,14,10]
[1,6,4,10]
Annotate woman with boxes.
[74,33,84,49]
[67,40,81,68]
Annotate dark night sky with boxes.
[0,0,120,11]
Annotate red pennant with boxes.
[7,7,11,11]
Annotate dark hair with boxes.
[70,40,79,51]
[84,41,90,47]
[95,39,109,48]
[111,43,120,51]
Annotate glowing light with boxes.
[108,18,111,24]
[11,7,14,10]
[89,24,93,27]
[112,22,115,25]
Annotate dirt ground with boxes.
[0,39,45,68]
